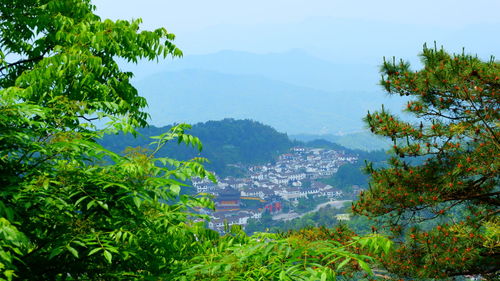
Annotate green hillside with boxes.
[101,119,295,177]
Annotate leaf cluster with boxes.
[179,225,392,281]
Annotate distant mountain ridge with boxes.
[291,132,391,151]
[144,49,379,92]
[135,70,405,135]
[127,50,407,135]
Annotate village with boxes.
[191,147,359,233]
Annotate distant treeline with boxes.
[100,119,295,176]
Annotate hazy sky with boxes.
[93,0,500,32]
[93,0,500,64]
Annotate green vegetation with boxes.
[320,149,389,196]
[7,1,496,280]
[354,45,500,278]
[322,163,368,190]
[246,204,348,234]
[101,121,393,182]
[0,1,391,280]
[181,225,392,280]
[101,118,295,177]
[295,196,329,214]
[0,0,215,279]
[245,202,383,239]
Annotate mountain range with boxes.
[130,50,408,135]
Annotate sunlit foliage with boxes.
[354,44,499,279]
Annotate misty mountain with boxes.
[147,49,380,92]
[135,68,404,135]
[290,132,391,151]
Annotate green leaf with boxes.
[71,240,86,247]
[279,270,286,280]
[103,250,112,264]
[320,271,327,281]
[97,201,109,211]
[88,248,101,256]
[86,200,96,210]
[3,269,14,281]
[74,195,88,207]
[358,237,369,248]
[133,197,141,209]
[383,239,392,254]
[42,178,50,190]
[336,257,351,270]
[49,247,64,259]
[170,184,180,195]
[357,259,372,276]
[66,245,79,258]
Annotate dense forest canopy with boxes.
[101,118,295,177]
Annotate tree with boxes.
[0,1,214,279]
[353,44,499,279]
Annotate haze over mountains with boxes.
[132,50,407,135]
[98,0,500,136]
[108,12,500,137]
[135,49,378,91]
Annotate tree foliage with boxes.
[246,205,351,235]
[354,45,499,278]
[182,226,392,281]
[0,0,216,279]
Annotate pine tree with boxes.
[353,44,499,279]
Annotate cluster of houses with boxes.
[192,147,358,232]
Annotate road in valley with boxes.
[272,200,352,221]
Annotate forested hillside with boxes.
[101,118,295,176]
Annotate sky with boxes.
[93,0,500,64]
[93,0,500,32]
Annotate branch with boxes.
[464,91,500,150]
[0,55,44,72]
[447,256,499,278]
[77,115,99,122]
